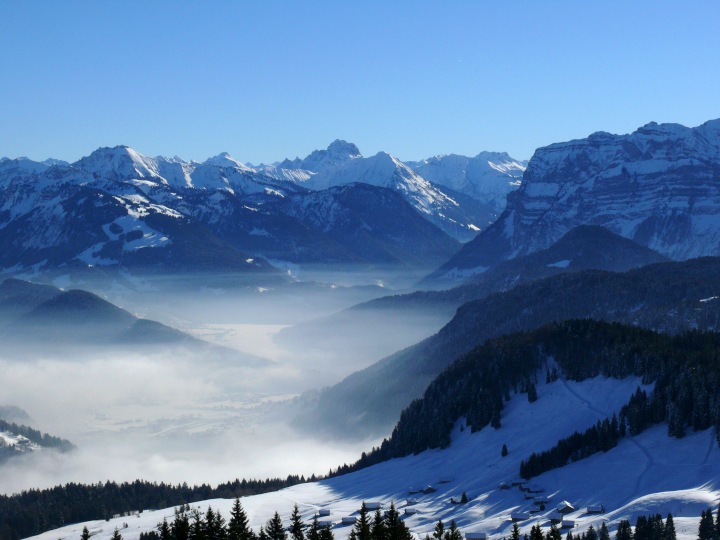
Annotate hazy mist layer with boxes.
[0,270,439,495]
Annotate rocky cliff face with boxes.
[431,119,720,282]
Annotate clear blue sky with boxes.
[2,0,719,164]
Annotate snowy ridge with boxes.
[0,139,522,275]
[27,376,720,540]
[408,151,526,210]
[432,118,720,281]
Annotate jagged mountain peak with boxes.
[202,152,253,171]
[429,118,720,283]
[301,139,363,172]
[74,145,162,182]
[326,139,361,159]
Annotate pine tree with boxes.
[319,526,334,540]
[460,492,469,504]
[81,527,91,540]
[527,382,538,403]
[512,523,521,540]
[615,520,633,540]
[173,508,191,540]
[586,526,598,540]
[548,525,563,540]
[599,523,610,540]
[159,518,172,540]
[661,516,675,540]
[371,510,386,540]
[258,527,269,540]
[502,444,509,457]
[385,503,411,540]
[206,507,227,540]
[111,528,123,540]
[530,525,543,540]
[433,521,445,540]
[228,499,255,540]
[190,510,206,540]
[565,531,573,540]
[307,518,321,540]
[265,513,287,540]
[444,521,462,540]
[290,505,305,540]
[353,504,371,540]
[698,509,715,540]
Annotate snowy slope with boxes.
[27,376,720,540]
[408,152,526,209]
[0,144,466,275]
[258,142,510,241]
[431,119,720,281]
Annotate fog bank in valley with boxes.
[0,272,439,495]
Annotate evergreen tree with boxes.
[111,528,123,540]
[371,510,386,540]
[228,499,254,540]
[698,509,715,540]
[444,521,462,540]
[159,518,172,540]
[662,514,677,540]
[715,507,720,540]
[190,510,206,540]
[265,513,287,540]
[511,523,521,540]
[258,527,269,540]
[290,505,305,540]
[548,525,562,540]
[586,526,598,540]
[635,516,648,540]
[460,492,469,504]
[565,531,573,540]
[206,507,227,540]
[173,508,191,540]
[616,520,633,540]
[502,444,508,457]
[81,527,91,540]
[529,525,543,540]
[527,382,538,403]
[319,526,334,540]
[599,523,610,540]
[352,504,371,540]
[385,503,411,540]
[307,518,321,540]
[433,521,445,540]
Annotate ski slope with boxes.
[26,376,720,540]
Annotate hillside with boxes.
[295,257,720,439]
[22,374,720,540]
[0,279,262,362]
[430,119,720,283]
[276,226,667,362]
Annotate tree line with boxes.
[338,320,720,478]
[0,418,75,452]
[0,476,312,540]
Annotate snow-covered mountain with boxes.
[258,141,517,241]
[430,119,720,282]
[0,145,465,278]
[407,151,526,210]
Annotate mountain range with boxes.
[0,143,526,282]
[430,119,720,283]
[0,278,264,364]
[296,256,720,439]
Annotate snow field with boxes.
[27,375,720,540]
